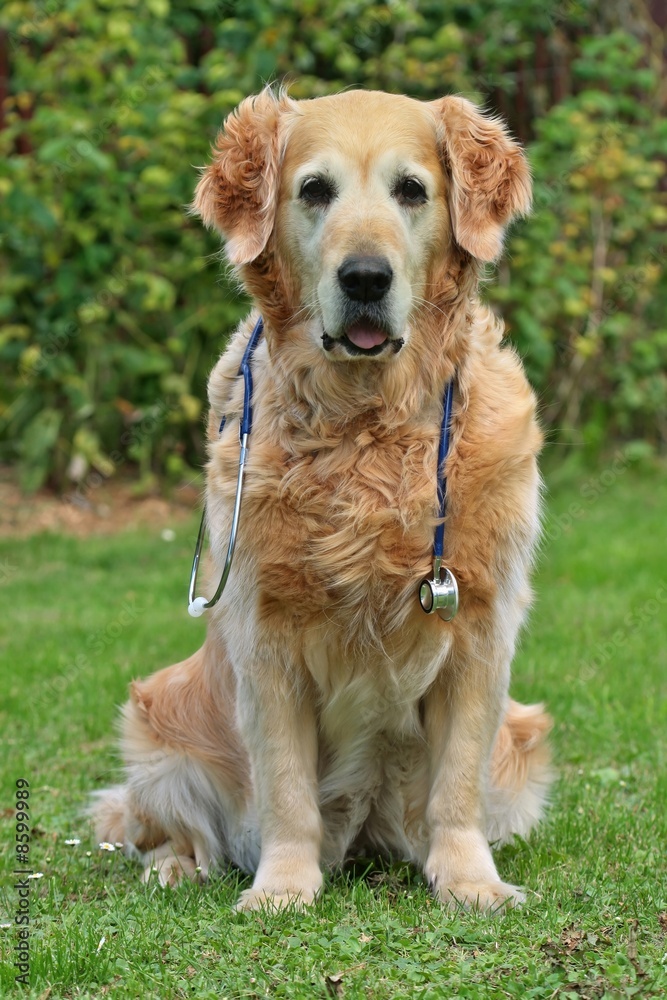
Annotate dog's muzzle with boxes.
[322,254,403,357]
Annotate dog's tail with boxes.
[90,782,169,863]
[486,699,553,845]
[90,784,129,847]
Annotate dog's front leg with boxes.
[233,659,323,912]
[423,646,524,913]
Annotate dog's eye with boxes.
[394,177,427,206]
[299,177,335,207]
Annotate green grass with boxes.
[1,464,666,999]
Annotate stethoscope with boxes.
[187,316,459,622]
[417,376,459,621]
[187,316,265,617]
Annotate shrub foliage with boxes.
[1,0,665,490]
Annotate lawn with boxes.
[1,460,666,999]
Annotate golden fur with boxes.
[93,88,552,911]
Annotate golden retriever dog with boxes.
[94,88,552,913]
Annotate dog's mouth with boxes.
[322,321,403,358]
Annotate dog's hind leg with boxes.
[92,640,253,883]
[92,785,210,886]
[141,840,206,887]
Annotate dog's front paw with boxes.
[425,826,524,914]
[233,886,316,912]
[430,877,525,913]
[233,864,323,913]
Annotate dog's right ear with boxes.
[192,89,293,265]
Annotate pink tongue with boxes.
[345,323,388,350]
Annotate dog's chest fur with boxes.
[211,408,441,648]
[206,317,540,691]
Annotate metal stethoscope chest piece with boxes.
[417,377,459,622]
[187,314,458,623]
[418,557,459,621]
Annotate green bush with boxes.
[1,1,665,492]
[489,31,667,449]
[0,0,248,492]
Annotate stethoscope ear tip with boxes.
[188,596,208,618]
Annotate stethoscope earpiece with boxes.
[188,596,209,618]
[419,561,459,621]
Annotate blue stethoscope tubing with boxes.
[187,316,457,620]
[433,378,454,566]
[187,316,264,617]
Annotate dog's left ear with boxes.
[434,96,531,263]
[192,88,294,265]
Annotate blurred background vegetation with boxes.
[1,0,666,494]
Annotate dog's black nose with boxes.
[337,256,393,302]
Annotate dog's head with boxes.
[194,88,530,362]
